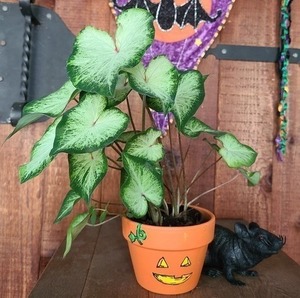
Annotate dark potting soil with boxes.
[135,207,206,227]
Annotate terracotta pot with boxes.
[122,206,215,295]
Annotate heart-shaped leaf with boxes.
[51,93,129,154]
[6,81,78,141]
[126,56,178,112]
[19,117,61,183]
[69,150,108,201]
[54,190,81,223]
[182,117,224,138]
[121,153,163,218]
[216,133,258,168]
[23,80,78,117]
[238,169,261,186]
[67,8,154,96]
[171,70,205,129]
[124,128,163,162]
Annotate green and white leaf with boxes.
[117,130,140,143]
[182,117,224,138]
[23,80,78,117]
[69,149,108,201]
[146,96,164,112]
[64,212,90,258]
[5,113,45,141]
[124,128,163,162]
[51,93,129,154]
[171,70,205,129]
[239,168,261,186]
[126,56,178,112]
[19,117,61,183]
[216,133,258,168]
[121,153,163,218]
[54,190,81,223]
[107,74,131,108]
[67,9,154,96]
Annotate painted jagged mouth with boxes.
[152,273,192,285]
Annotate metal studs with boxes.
[2,5,8,12]
[221,48,227,55]
[0,40,6,46]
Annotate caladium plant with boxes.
[7,8,260,256]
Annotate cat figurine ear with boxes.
[109,0,236,69]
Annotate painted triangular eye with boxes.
[157,257,169,268]
[181,256,191,267]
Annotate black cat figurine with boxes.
[204,222,286,286]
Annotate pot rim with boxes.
[122,206,215,250]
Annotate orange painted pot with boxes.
[122,206,215,295]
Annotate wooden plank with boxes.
[186,55,219,211]
[214,3,276,227]
[55,0,114,35]
[31,219,300,298]
[214,0,300,265]
[29,225,102,298]
[271,0,300,264]
[81,218,149,298]
[219,1,279,47]
[0,123,45,297]
[215,59,277,220]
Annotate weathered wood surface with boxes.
[1,0,300,297]
[29,219,300,298]
[214,0,300,265]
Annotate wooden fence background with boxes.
[1,0,299,297]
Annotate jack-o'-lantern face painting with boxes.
[153,256,192,285]
[111,0,219,42]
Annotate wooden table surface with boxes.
[29,218,300,298]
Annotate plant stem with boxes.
[108,165,122,170]
[168,115,180,215]
[86,214,120,227]
[115,141,123,152]
[178,131,188,211]
[187,173,240,206]
[148,202,161,225]
[110,144,122,156]
[162,199,169,216]
[165,162,176,216]
[186,155,222,195]
[142,95,146,131]
[126,96,136,132]
[107,156,122,170]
